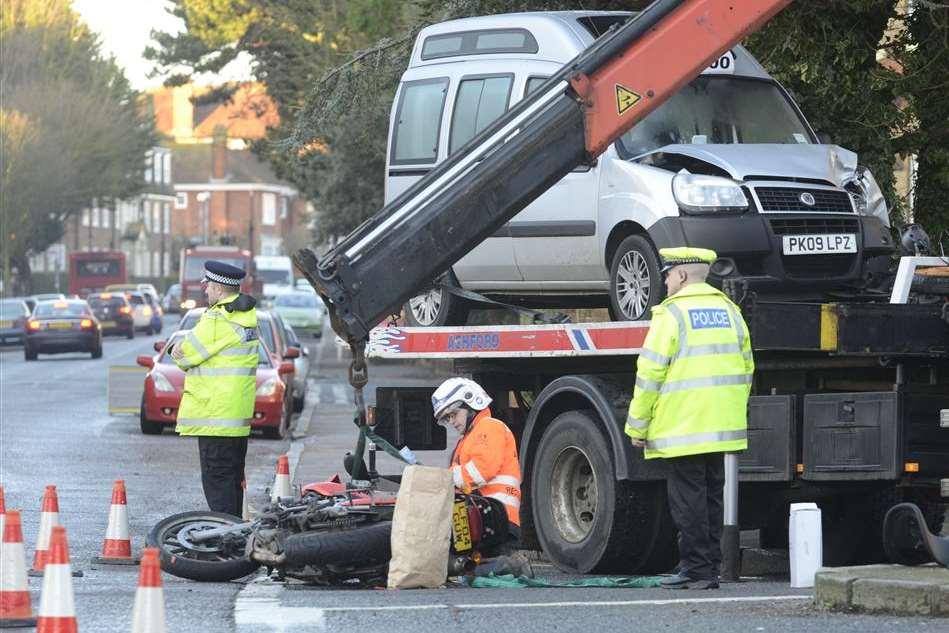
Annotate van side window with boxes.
[525,76,549,97]
[421,29,538,61]
[449,75,513,155]
[392,78,449,164]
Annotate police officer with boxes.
[625,247,754,589]
[171,261,258,517]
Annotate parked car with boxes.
[390,12,894,326]
[29,293,65,309]
[272,291,325,338]
[0,298,30,345]
[282,322,310,413]
[24,299,102,360]
[161,284,182,314]
[125,292,159,335]
[137,331,295,439]
[85,293,135,338]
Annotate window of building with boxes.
[144,151,153,184]
[391,78,449,164]
[102,208,110,229]
[153,205,161,234]
[175,192,187,209]
[162,152,172,185]
[92,207,100,228]
[154,154,162,185]
[262,193,276,226]
[143,202,151,232]
[449,74,513,154]
[280,196,288,220]
[163,204,170,234]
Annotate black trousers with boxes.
[198,436,248,517]
[666,452,725,581]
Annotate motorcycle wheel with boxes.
[146,511,260,582]
[283,521,392,568]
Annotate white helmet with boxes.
[431,377,492,420]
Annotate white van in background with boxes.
[254,255,295,300]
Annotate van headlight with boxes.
[845,166,889,227]
[672,173,748,214]
[256,377,279,396]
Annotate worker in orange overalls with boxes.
[432,377,532,577]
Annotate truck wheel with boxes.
[403,278,469,327]
[531,410,677,574]
[608,235,663,321]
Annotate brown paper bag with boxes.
[387,465,454,589]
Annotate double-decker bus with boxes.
[179,246,257,309]
[68,251,127,297]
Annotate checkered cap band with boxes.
[203,269,241,286]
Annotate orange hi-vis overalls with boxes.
[450,408,522,526]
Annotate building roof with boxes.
[171,143,292,186]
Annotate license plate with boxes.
[782,234,856,255]
[451,500,472,552]
[49,321,73,329]
[0,320,11,328]
[102,320,116,327]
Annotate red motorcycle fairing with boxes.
[301,477,398,507]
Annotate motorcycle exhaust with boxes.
[448,555,476,576]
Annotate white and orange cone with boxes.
[36,526,77,633]
[240,478,250,521]
[271,455,292,501]
[0,510,36,628]
[30,486,59,576]
[92,480,138,566]
[130,548,166,633]
[0,486,7,544]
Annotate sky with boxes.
[72,0,252,90]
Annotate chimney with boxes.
[171,85,194,141]
[211,125,227,180]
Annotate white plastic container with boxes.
[789,502,823,588]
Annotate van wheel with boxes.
[608,235,663,321]
[531,410,677,574]
[403,278,469,327]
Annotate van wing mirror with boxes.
[136,355,154,368]
[283,346,300,359]
[816,131,833,145]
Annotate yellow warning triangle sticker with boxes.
[615,84,642,115]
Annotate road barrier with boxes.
[107,366,146,415]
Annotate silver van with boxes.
[386,11,895,326]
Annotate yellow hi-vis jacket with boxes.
[450,408,522,526]
[625,282,754,459]
[173,294,258,437]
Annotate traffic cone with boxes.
[130,548,165,633]
[36,526,77,633]
[30,487,59,576]
[240,478,250,521]
[271,455,292,501]
[0,510,36,628]
[92,480,138,566]
[0,486,6,545]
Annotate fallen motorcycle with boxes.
[146,475,511,585]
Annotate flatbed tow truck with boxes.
[294,0,949,573]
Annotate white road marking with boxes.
[235,587,811,630]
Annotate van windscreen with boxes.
[617,77,813,157]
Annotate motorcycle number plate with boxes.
[452,501,472,552]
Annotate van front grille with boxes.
[755,187,854,214]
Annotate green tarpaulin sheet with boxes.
[467,574,663,588]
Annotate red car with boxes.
[136,330,295,439]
